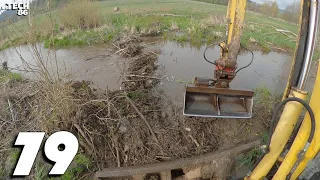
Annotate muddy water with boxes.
[155,41,316,101]
[0,44,124,90]
[0,41,316,99]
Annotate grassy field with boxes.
[0,0,299,53]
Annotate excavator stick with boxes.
[183,0,252,118]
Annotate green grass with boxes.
[9,149,21,162]
[241,23,296,53]
[255,85,272,101]
[259,131,269,144]
[34,164,47,180]
[238,132,268,168]
[306,92,312,103]
[0,0,303,53]
[254,85,278,109]
[0,70,23,83]
[2,149,21,177]
[60,153,91,180]
[128,91,147,100]
[0,169,5,179]
[238,147,264,168]
[44,25,118,48]
[254,85,284,111]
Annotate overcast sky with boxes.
[251,0,297,9]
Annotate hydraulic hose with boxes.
[235,43,254,74]
[203,42,254,72]
[268,97,315,146]
[249,97,315,175]
[203,43,220,66]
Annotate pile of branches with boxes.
[71,80,220,170]
[113,35,143,57]
[0,36,220,176]
[69,36,219,169]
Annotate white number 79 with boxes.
[13,131,78,176]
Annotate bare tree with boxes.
[281,0,300,23]
[260,1,273,16]
[271,1,279,17]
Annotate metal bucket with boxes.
[183,86,254,118]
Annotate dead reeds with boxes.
[59,0,102,30]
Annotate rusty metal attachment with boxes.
[194,77,210,87]
[95,141,260,180]
[214,58,237,88]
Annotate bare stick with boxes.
[85,54,109,61]
[275,29,297,37]
[145,13,187,17]
[7,99,15,122]
[124,74,162,80]
[74,123,95,151]
[189,135,200,147]
[112,43,121,49]
[0,148,9,153]
[125,96,160,145]
[147,51,160,56]
[116,144,121,167]
[248,22,297,37]
[106,87,111,117]
[115,48,128,54]
[0,122,8,129]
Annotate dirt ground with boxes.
[0,36,272,179]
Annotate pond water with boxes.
[0,40,316,101]
[155,41,316,101]
[0,44,124,90]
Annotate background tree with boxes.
[271,1,279,17]
[247,0,260,12]
[260,1,272,16]
[280,1,300,23]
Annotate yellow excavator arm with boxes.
[184,0,320,178]
[245,0,320,179]
[225,0,246,62]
